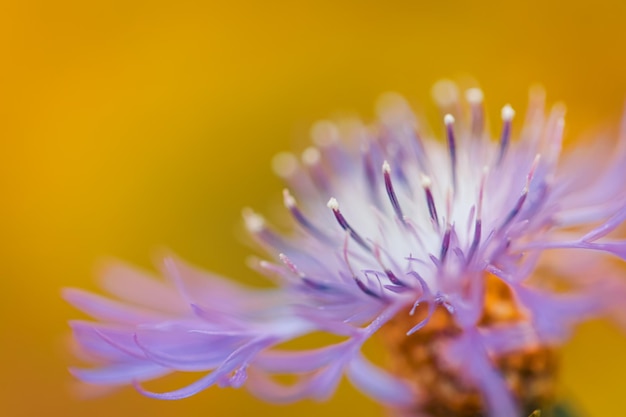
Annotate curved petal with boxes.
[71,362,169,385]
[63,288,168,324]
[346,354,416,407]
[254,342,351,373]
[442,330,519,417]
[98,260,187,314]
[133,337,275,399]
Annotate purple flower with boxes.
[65,81,626,417]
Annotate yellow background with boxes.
[2,0,626,416]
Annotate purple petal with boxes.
[581,205,626,242]
[132,330,249,371]
[71,362,169,385]
[98,260,187,314]
[346,354,416,406]
[245,369,316,403]
[63,288,168,324]
[254,342,351,373]
[133,337,275,399]
[70,321,143,360]
[479,324,540,355]
[442,330,519,417]
[514,285,601,343]
[307,360,347,401]
[160,255,283,315]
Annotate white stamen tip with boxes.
[327,197,339,210]
[382,160,391,174]
[444,114,455,126]
[311,120,340,147]
[501,104,516,121]
[533,154,542,167]
[465,88,484,104]
[431,79,459,107]
[271,152,298,178]
[282,189,296,208]
[376,92,413,124]
[302,147,321,166]
[552,102,567,116]
[529,84,546,102]
[242,208,265,232]
[420,174,432,188]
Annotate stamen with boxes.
[389,152,413,197]
[278,253,300,275]
[372,243,406,287]
[354,276,382,298]
[529,154,541,179]
[254,258,290,279]
[445,188,453,221]
[478,166,488,218]
[500,155,540,229]
[283,189,331,243]
[410,129,430,172]
[311,120,350,171]
[382,160,405,223]
[310,120,340,148]
[342,233,382,299]
[501,189,528,230]
[403,218,428,252]
[302,147,330,193]
[467,167,487,263]
[327,198,372,252]
[302,146,321,165]
[271,151,314,195]
[440,224,452,261]
[242,208,285,249]
[465,87,484,104]
[376,92,414,126]
[279,253,329,291]
[543,103,566,152]
[405,270,434,335]
[521,84,547,145]
[242,208,265,234]
[498,104,515,164]
[444,114,457,188]
[467,219,482,263]
[362,142,381,206]
[465,88,484,139]
[385,270,404,287]
[432,79,460,115]
[421,175,439,225]
[271,152,299,179]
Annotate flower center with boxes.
[379,275,559,417]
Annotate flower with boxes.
[65,81,626,417]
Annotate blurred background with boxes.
[2,0,626,416]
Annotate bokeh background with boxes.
[2,0,626,416]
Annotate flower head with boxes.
[65,81,626,417]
